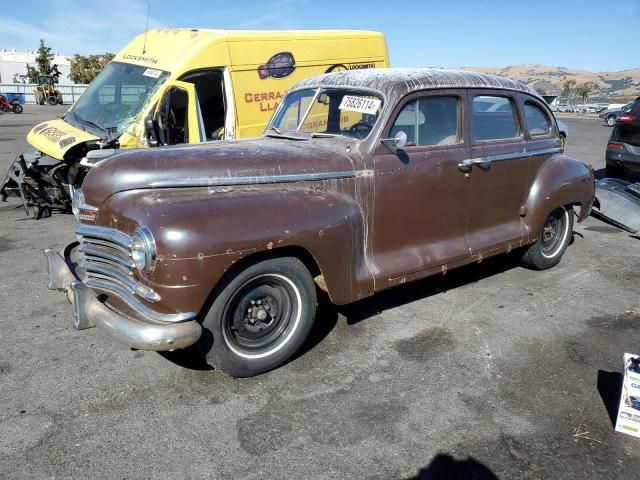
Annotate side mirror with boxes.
[144,114,159,147]
[381,130,408,151]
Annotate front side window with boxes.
[472,95,520,141]
[524,102,551,136]
[390,96,460,147]
[271,88,383,140]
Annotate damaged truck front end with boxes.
[0,60,169,217]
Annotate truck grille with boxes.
[76,224,160,302]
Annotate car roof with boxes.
[293,67,541,100]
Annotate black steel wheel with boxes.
[521,206,573,270]
[200,256,317,377]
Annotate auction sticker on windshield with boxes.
[143,68,163,79]
[339,95,381,115]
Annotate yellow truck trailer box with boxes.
[1,28,389,215]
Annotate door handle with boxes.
[471,157,492,166]
[458,159,473,171]
[458,157,492,171]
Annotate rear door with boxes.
[464,90,529,254]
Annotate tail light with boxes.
[607,143,624,150]
[616,113,639,124]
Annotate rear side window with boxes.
[630,98,640,116]
[390,96,460,147]
[472,95,520,141]
[524,102,551,136]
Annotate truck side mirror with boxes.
[144,114,159,147]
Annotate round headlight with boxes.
[131,226,157,273]
[71,188,84,219]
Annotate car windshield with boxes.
[66,61,169,138]
[270,88,383,140]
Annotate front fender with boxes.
[96,184,371,313]
[522,155,594,241]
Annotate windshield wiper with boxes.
[265,128,310,141]
[69,112,115,142]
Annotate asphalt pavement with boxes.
[0,106,639,479]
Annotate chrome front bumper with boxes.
[44,246,202,351]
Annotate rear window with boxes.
[630,98,640,116]
[472,95,520,141]
[524,102,551,136]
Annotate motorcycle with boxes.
[0,94,23,114]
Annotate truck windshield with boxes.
[271,88,383,140]
[66,61,169,138]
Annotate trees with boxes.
[26,64,39,83]
[575,81,598,104]
[561,79,576,104]
[69,53,115,84]
[35,39,55,77]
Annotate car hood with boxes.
[27,119,100,160]
[81,136,358,206]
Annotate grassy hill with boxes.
[459,64,640,102]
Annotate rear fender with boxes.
[522,155,595,241]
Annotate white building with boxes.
[0,49,72,84]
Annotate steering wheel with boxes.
[349,122,373,139]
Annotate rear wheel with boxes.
[199,256,317,377]
[35,91,45,105]
[47,96,57,106]
[56,93,63,105]
[12,104,23,114]
[522,206,573,270]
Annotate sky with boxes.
[0,0,638,72]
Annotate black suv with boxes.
[606,97,640,178]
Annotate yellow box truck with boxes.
[1,28,389,217]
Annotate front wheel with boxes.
[606,115,616,127]
[199,256,317,377]
[521,206,573,270]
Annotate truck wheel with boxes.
[47,96,57,106]
[521,206,573,270]
[56,93,63,105]
[606,115,616,127]
[35,91,45,105]
[200,256,317,377]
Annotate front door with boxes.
[371,90,472,286]
[464,91,530,254]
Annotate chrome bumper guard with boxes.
[44,247,202,351]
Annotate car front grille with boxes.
[76,224,160,303]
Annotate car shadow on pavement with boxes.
[404,453,498,479]
[597,369,623,428]
[338,253,523,326]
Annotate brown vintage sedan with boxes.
[46,68,595,377]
